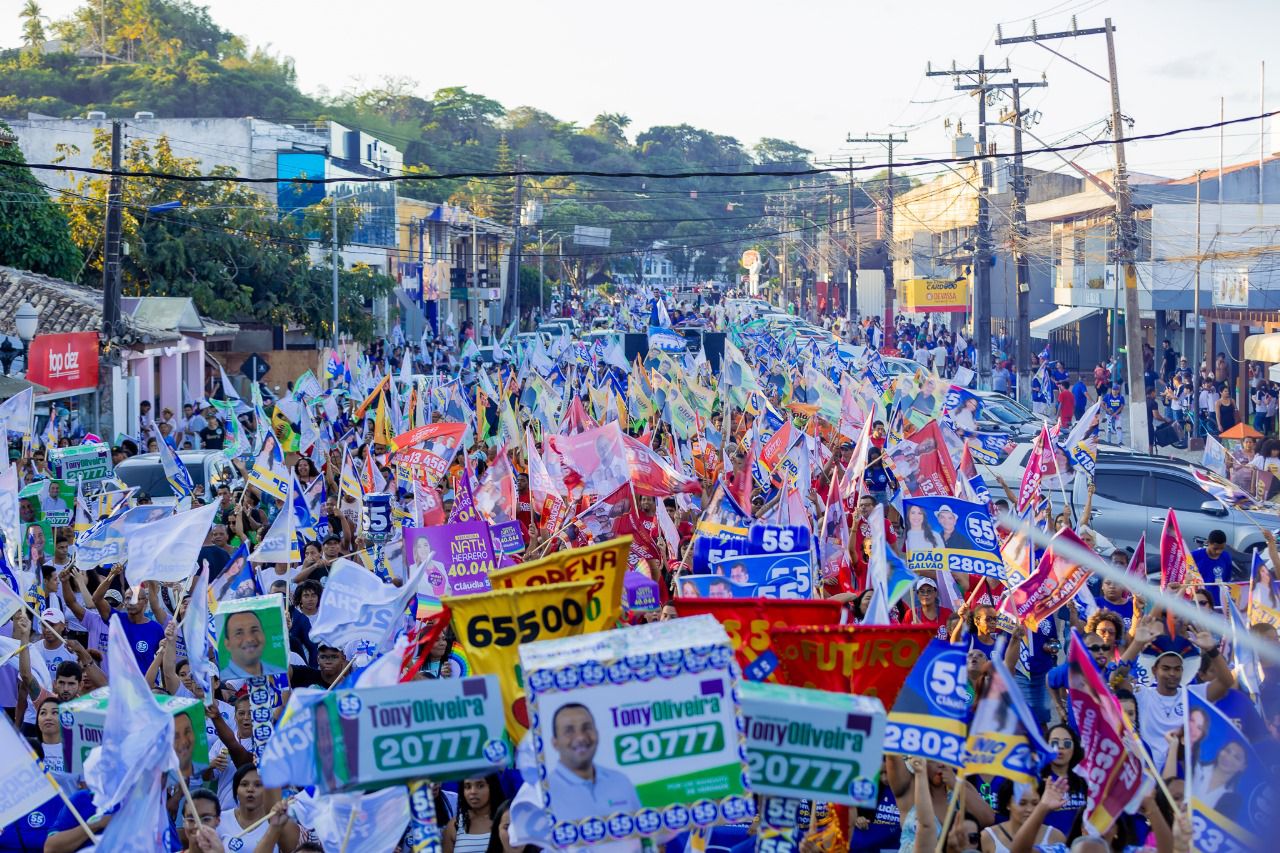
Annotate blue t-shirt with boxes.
[119,617,166,677]
[1071,381,1088,412]
[1094,595,1135,633]
[1191,548,1235,606]
[1103,392,1125,414]
[0,792,61,852]
[46,790,181,853]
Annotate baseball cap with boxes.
[104,589,124,606]
[40,608,65,625]
[914,577,938,590]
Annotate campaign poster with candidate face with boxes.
[902,496,1003,579]
[405,522,495,598]
[522,615,751,847]
[19,479,73,527]
[215,594,289,685]
[885,421,957,498]
[1186,690,1270,851]
[941,386,983,436]
[708,551,813,599]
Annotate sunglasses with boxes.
[1087,644,1113,653]
[1050,738,1074,749]
[967,832,981,844]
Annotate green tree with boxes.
[19,1,46,52]
[0,119,81,279]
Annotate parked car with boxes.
[113,450,240,506]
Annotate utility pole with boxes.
[507,156,524,329]
[102,120,123,342]
[926,57,1012,389]
[847,132,907,348]
[330,190,340,350]
[847,158,858,331]
[1193,169,1204,432]
[998,18,1148,450]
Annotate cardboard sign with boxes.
[59,688,208,775]
[49,444,112,484]
[487,535,629,636]
[522,615,752,847]
[314,675,508,793]
[740,681,885,807]
[214,594,289,686]
[19,479,73,527]
[405,522,496,597]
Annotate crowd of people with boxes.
[0,290,1272,853]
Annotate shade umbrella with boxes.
[1218,422,1263,441]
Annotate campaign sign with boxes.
[406,521,496,597]
[883,640,971,768]
[19,479,73,527]
[739,681,885,807]
[314,675,508,793]
[490,519,526,556]
[677,575,755,599]
[60,688,208,775]
[1187,690,1268,853]
[966,433,1016,466]
[49,444,112,484]
[747,524,811,557]
[710,551,813,599]
[901,496,1002,579]
[214,594,289,687]
[361,492,394,542]
[522,615,753,847]
[691,522,750,575]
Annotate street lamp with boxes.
[14,302,37,376]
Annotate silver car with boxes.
[113,450,240,506]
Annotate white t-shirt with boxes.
[218,810,271,852]
[23,641,76,724]
[82,609,111,677]
[1135,685,1186,771]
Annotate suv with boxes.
[114,450,240,506]
[1070,453,1273,572]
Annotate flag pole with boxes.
[339,798,359,852]
[13,728,100,845]
[933,774,965,853]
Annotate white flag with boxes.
[290,787,411,853]
[123,500,219,587]
[308,559,419,653]
[182,563,217,696]
[0,716,58,829]
[0,388,33,440]
[250,501,297,564]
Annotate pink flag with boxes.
[1159,511,1191,589]
[1126,533,1146,578]
[1000,528,1093,630]
[1016,424,1053,513]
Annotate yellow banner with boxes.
[488,536,629,636]
[902,278,969,313]
[443,580,595,739]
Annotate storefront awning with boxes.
[1030,306,1100,339]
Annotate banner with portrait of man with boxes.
[901,496,1003,579]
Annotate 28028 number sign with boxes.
[881,723,965,765]
[464,598,585,648]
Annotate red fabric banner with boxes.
[770,624,936,707]
[676,598,845,682]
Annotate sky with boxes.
[3,0,1277,181]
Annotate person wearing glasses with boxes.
[1038,724,1088,836]
[1045,632,1115,728]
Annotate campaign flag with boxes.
[999,528,1093,630]
[208,399,247,458]
[816,474,849,583]
[182,562,218,696]
[259,688,327,789]
[885,419,958,497]
[123,500,219,587]
[771,624,935,707]
[0,716,58,830]
[1062,400,1103,479]
[1224,592,1261,697]
[83,615,178,815]
[865,504,913,624]
[488,536,629,636]
[941,385,983,436]
[1127,534,1147,578]
[209,543,257,602]
[157,436,194,498]
[648,326,688,352]
[526,430,566,533]
[290,788,411,853]
[884,640,972,767]
[1065,632,1150,834]
[309,558,419,652]
[962,644,1053,784]
[1191,467,1256,510]
[0,387,34,441]
[902,496,1003,580]
[1160,510,1194,588]
[1016,425,1053,513]
[249,499,299,564]
[247,433,289,500]
[444,581,596,737]
[966,432,1016,466]
[676,598,844,683]
[1203,434,1229,477]
[0,465,20,572]
[621,432,702,497]
[557,421,631,498]
[1185,688,1266,851]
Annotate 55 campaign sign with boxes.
[740,681,885,807]
[901,496,1003,579]
[691,522,749,575]
[883,640,971,768]
[313,675,508,793]
[522,615,753,847]
[710,551,812,599]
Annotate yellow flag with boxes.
[444,580,595,739]
[488,536,629,636]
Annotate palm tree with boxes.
[19,1,47,50]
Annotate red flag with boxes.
[999,528,1093,630]
[770,624,935,707]
[1017,424,1053,512]
[886,420,958,497]
[676,598,845,683]
[1126,533,1146,578]
[1159,510,1193,589]
[400,605,453,681]
[1067,632,1150,833]
[561,396,598,435]
[622,434,702,497]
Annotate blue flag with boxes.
[157,437,194,498]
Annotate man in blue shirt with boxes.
[545,703,641,822]
[1102,386,1126,443]
[1070,376,1089,423]
[1191,529,1236,606]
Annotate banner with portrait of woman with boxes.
[1185,689,1267,853]
[901,496,1003,579]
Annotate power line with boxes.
[4,110,1276,186]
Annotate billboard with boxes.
[901,278,969,313]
